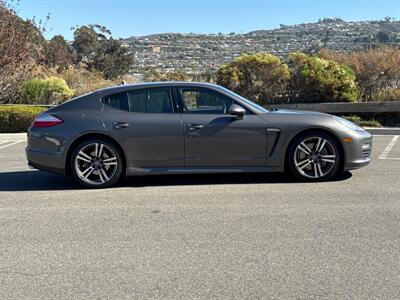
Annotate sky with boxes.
[15,0,400,40]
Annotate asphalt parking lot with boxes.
[0,134,399,299]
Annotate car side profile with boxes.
[26,82,372,188]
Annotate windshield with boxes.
[218,86,269,113]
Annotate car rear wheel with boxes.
[71,139,123,188]
[288,132,342,181]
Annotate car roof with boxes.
[96,81,222,95]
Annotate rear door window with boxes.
[128,88,174,113]
[103,88,175,113]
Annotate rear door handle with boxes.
[187,124,204,130]
[112,121,130,129]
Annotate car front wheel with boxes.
[288,132,342,181]
[70,139,123,188]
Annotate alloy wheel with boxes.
[294,136,337,179]
[74,142,119,186]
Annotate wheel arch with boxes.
[65,133,127,176]
[284,128,346,172]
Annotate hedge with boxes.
[0,105,48,133]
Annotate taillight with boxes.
[32,114,63,128]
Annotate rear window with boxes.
[103,92,129,111]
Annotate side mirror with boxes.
[229,104,246,119]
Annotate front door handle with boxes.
[113,121,130,129]
[187,124,204,130]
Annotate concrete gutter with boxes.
[364,127,400,135]
[0,133,27,140]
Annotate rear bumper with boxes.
[25,126,70,175]
[26,147,66,175]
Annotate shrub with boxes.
[0,105,47,133]
[289,52,359,103]
[319,46,400,101]
[342,115,381,128]
[19,76,73,105]
[373,88,400,102]
[216,53,290,104]
[60,66,115,97]
[144,70,191,82]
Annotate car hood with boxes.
[257,109,335,124]
[269,109,330,115]
[259,108,332,118]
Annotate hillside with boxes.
[124,18,400,74]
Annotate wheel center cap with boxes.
[93,160,102,169]
[309,153,320,162]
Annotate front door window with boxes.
[179,88,235,115]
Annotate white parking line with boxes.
[379,135,399,160]
[0,140,24,150]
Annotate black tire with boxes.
[287,131,342,181]
[70,138,124,188]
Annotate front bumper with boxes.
[343,130,373,171]
[345,157,371,171]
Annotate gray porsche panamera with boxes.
[26,82,372,188]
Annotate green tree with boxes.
[93,38,133,79]
[289,52,359,103]
[72,24,133,79]
[72,25,99,61]
[216,53,290,104]
[46,35,75,68]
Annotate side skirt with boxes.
[126,166,284,176]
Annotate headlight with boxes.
[334,116,365,132]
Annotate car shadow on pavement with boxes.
[0,170,352,191]
[0,171,81,191]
